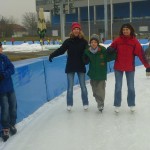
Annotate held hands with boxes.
[83,55,90,65]
[106,47,116,54]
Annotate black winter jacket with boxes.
[50,37,88,73]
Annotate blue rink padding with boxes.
[2,40,61,45]
[104,40,112,44]
[138,39,149,44]
[43,55,67,100]
[12,59,48,122]
[0,42,149,129]
[104,39,149,45]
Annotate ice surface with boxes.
[0,66,150,150]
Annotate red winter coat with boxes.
[110,35,150,71]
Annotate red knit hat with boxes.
[71,22,81,30]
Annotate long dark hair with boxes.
[119,23,136,37]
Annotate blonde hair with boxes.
[69,30,85,39]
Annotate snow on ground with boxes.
[2,43,61,52]
[0,66,150,150]
[2,42,149,53]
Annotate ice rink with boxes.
[0,66,150,150]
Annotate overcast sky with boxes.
[0,0,36,24]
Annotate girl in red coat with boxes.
[107,23,150,113]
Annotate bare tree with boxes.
[0,16,14,37]
[8,16,18,24]
[22,12,38,36]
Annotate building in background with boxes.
[12,24,28,37]
[36,0,150,40]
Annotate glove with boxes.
[146,68,150,72]
[146,68,150,77]
[49,55,53,62]
[107,47,116,54]
[0,74,4,81]
[83,55,90,65]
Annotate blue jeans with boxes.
[114,70,135,107]
[67,72,88,106]
[0,91,17,129]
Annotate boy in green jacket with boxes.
[83,34,116,112]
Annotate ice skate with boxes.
[98,106,104,112]
[114,107,120,113]
[83,105,88,110]
[1,129,10,142]
[130,106,135,112]
[10,125,17,135]
[67,106,72,111]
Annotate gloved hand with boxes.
[146,68,150,72]
[106,47,116,54]
[146,68,150,77]
[0,74,4,81]
[83,55,90,65]
[49,55,53,62]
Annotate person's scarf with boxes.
[89,46,98,54]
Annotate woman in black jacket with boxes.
[49,22,89,111]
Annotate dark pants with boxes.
[90,80,106,108]
[0,91,17,129]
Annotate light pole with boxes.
[88,0,90,41]
[110,0,113,40]
[60,0,65,41]
[104,0,108,39]
[130,0,132,23]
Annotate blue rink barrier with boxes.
[12,59,48,122]
[0,43,149,129]
[43,56,68,100]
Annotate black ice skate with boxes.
[98,106,104,112]
[10,125,17,135]
[2,128,10,142]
